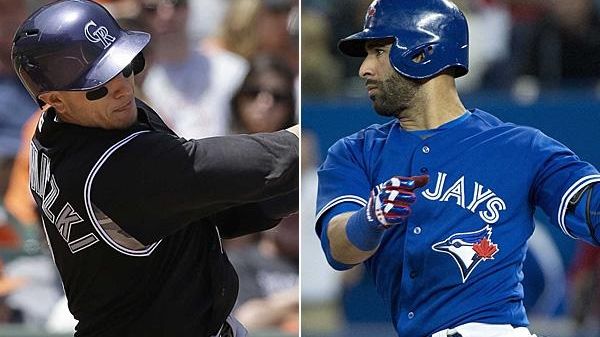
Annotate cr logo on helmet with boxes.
[84,20,115,49]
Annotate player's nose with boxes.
[359,56,375,79]
[109,74,134,100]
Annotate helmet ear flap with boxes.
[132,52,145,75]
[389,43,441,79]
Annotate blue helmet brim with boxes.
[338,31,396,57]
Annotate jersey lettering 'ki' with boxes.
[316,110,600,337]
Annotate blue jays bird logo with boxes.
[432,225,499,283]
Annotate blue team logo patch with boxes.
[432,225,499,283]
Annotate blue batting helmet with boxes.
[338,0,469,80]
[11,0,150,106]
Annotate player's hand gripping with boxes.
[345,175,429,252]
[366,175,429,229]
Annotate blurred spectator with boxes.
[230,217,298,306]
[0,206,21,251]
[515,0,600,88]
[569,243,600,333]
[4,254,62,327]
[187,0,230,41]
[300,131,342,305]
[325,0,372,82]
[0,0,27,74]
[503,0,547,24]
[230,55,296,134]
[1,106,63,327]
[139,0,248,138]
[501,0,548,92]
[235,285,298,332]
[96,0,139,17]
[216,0,298,73]
[45,296,77,333]
[3,111,40,227]
[227,64,298,329]
[301,9,343,97]
[4,108,53,260]
[230,216,299,332]
[0,258,26,323]
[0,0,37,197]
[451,0,512,91]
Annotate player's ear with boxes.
[39,92,66,113]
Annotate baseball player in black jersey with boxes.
[11,1,298,336]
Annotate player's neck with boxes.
[398,75,466,131]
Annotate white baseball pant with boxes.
[432,323,537,337]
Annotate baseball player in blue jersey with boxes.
[315,1,600,337]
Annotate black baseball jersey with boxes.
[29,99,298,337]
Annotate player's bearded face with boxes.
[369,71,418,118]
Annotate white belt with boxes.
[432,323,537,337]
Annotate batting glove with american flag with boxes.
[366,175,429,229]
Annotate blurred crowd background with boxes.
[2,0,600,336]
[0,0,298,336]
[301,1,600,337]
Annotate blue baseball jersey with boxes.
[316,109,600,336]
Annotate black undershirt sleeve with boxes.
[91,130,298,245]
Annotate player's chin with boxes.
[369,95,384,110]
[373,103,398,117]
[108,111,137,129]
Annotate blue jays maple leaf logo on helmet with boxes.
[432,225,499,283]
[364,0,378,28]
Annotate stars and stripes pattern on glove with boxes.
[366,175,429,229]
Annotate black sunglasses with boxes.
[85,64,133,101]
[241,87,293,103]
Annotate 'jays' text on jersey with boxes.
[316,110,600,337]
[30,99,298,337]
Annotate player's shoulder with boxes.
[333,119,396,149]
[323,120,395,165]
[470,109,541,139]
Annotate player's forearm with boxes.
[327,212,379,265]
[188,130,299,203]
[322,176,427,267]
